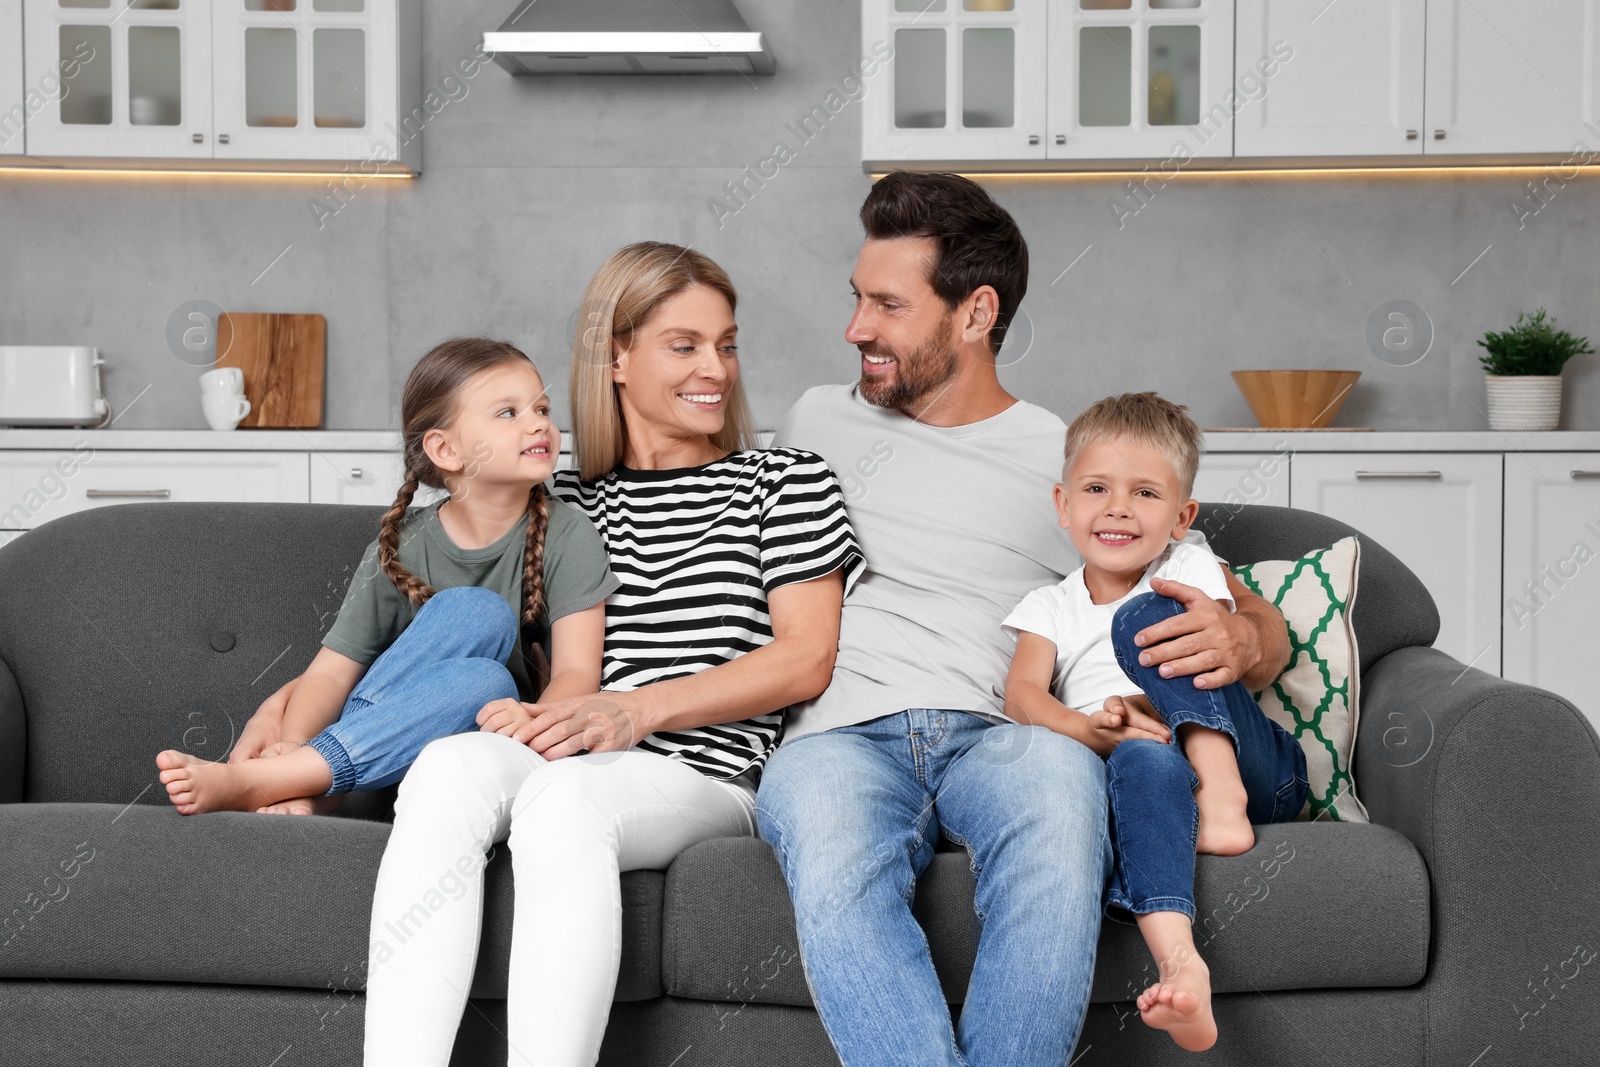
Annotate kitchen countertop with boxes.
[2,428,1599,452]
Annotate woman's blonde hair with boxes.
[569,241,757,480]
[1062,391,1203,499]
[381,338,551,628]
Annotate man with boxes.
[757,171,1290,1066]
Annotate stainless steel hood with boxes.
[485,0,776,76]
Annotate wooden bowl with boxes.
[1231,370,1361,429]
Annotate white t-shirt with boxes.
[1001,539,1235,714]
[775,383,1218,739]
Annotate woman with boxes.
[235,242,860,1066]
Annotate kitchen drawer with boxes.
[309,450,573,507]
[0,448,310,529]
[1192,450,1292,542]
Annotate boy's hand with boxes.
[1083,694,1171,757]
[476,697,536,738]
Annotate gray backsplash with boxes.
[1,0,1594,433]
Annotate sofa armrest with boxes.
[1357,645,1600,1065]
[0,656,24,803]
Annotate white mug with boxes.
[200,367,245,396]
[202,392,251,431]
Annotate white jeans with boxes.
[363,731,757,1067]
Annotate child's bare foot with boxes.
[1137,958,1217,1051]
[256,795,342,816]
[1194,783,1254,856]
[157,750,264,814]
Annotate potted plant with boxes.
[1477,308,1593,431]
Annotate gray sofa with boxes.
[2,500,1596,1066]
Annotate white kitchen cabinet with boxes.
[210,0,416,166]
[23,0,214,158]
[18,0,420,170]
[1424,0,1600,155]
[1,0,24,155]
[1502,453,1600,726]
[862,0,1048,161]
[0,449,308,529]
[1233,0,1425,157]
[309,449,444,507]
[1291,452,1503,676]
[1193,449,1290,523]
[1046,0,1236,160]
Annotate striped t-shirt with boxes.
[551,448,863,782]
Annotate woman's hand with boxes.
[1081,694,1171,758]
[517,693,641,760]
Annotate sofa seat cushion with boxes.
[661,823,1429,1006]
[0,802,664,1001]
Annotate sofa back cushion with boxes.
[1198,501,1438,678]
[0,502,384,804]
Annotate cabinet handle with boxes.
[350,467,364,479]
[1572,470,1600,480]
[1433,129,1446,140]
[85,489,172,499]
[192,133,203,144]
[1354,470,1442,480]
[1028,134,1040,145]
[219,134,231,145]
[1055,134,1066,145]
[1406,129,1418,140]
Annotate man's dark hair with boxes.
[859,171,1029,355]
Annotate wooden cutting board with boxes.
[215,312,326,428]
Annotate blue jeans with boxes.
[756,710,1112,1067]
[1103,590,1308,921]
[306,585,520,794]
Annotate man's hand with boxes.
[1081,694,1171,758]
[1137,576,1259,690]
[516,694,641,761]
[229,681,294,764]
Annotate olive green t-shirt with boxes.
[321,498,619,701]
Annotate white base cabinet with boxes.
[1502,454,1600,730]
[1290,452,1504,676]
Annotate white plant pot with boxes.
[1484,375,1562,431]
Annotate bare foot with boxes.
[1137,959,1217,1051]
[1194,784,1254,856]
[256,796,342,816]
[157,750,266,814]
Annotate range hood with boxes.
[485,0,776,75]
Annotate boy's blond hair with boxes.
[1063,392,1203,500]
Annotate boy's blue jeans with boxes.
[1103,590,1308,921]
[306,586,520,794]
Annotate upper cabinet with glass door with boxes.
[862,0,1048,161]
[23,0,214,157]
[17,0,419,170]
[1,0,25,154]
[1045,0,1235,160]
[211,0,407,164]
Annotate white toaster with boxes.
[0,346,110,427]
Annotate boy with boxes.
[1002,392,1308,1053]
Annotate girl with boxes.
[155,338,618,814]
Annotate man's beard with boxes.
[858,315,957,411]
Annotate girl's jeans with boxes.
[1104,590,1308,921]
[306,585,521,794]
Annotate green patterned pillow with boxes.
[1230,536,1367,823]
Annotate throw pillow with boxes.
[1230,536,1368,823]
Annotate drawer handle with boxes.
[1354,471,1442,480]
[85,489,172,499]
[350,467,364,479]
[1573,470,1600,480]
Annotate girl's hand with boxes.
[258,741,301,759]
[476,698,536,738]
[517,693,640,760]
[1083,694,1172,757]
[230,678,295,763]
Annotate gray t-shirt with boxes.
[776,383,1208,740]
[322,497,620,702]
